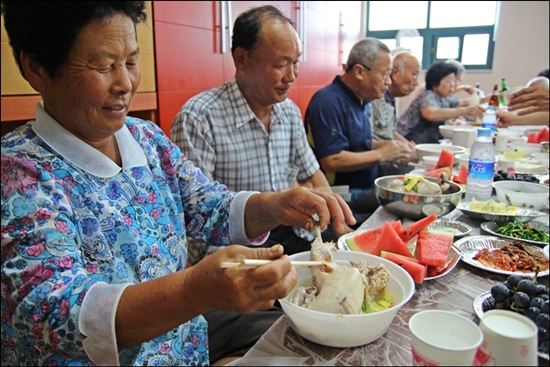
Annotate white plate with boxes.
[480,221,549,247]
[544,245,549,260]
[457,201,545,222]
[455,235,549,277]
[338,231,461,281]
[473,291,549,361]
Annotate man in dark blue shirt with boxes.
[305,38,413,216]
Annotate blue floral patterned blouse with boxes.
[1,103,259,366]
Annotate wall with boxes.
[394,1,550,116]
[153,1,363,136]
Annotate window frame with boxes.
[365,1,496,70]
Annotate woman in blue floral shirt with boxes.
[0,2,355,365]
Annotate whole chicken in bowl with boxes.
[279,239,415,348]
[374,174,463,220]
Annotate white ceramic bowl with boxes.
[492,181,549,210]
[279,250,415,348]
[439,125,455,139]
[455,153,469,168]
[531,152,550,169]
[415,144,467,161]
[508,142,542,155]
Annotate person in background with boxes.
[305,38,413,218]
[396,61,485,145]
[0,2,355,365]
[370,50,420,176]
[415,59,475,97]
[170,5,351,253]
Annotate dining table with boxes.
[228,203,550,366]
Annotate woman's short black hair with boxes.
[1,1,147,79]
[231,5,293,55]
[425,61,458,90]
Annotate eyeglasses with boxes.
[352,62,390,81]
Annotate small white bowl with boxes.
[531,152,550,169]
[492,181,549,210]
[415,144,467,161]
[455,153,469,168]
[279,250,415,348]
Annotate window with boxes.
[366,1,498,70]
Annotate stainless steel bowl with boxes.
[374,175,463,220]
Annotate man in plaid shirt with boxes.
[171,5,352,256]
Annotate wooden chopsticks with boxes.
[220,259,329,269]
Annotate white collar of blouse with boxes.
[32,101,147,178]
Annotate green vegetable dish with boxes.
[495,221,549,243]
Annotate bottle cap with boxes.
[477,128,492,137]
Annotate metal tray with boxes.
[428,218,473,238]
[457,201,545,222]
[480,220,549,247]
[455,235,549,277]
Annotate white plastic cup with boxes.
[423,156,439,172]
[453,128,477,149]
[474,310,538,366]
[409,310,483,366]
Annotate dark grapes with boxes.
[517,279,537,297]
[536,284,548,296]
[513,292,531,309]
[507,274,524,288]
[536,313,550,328]
[530,297,545,309]
[539,327,550,341]
[491,284,510,302]
[526,307,541,322]
[542,300,549,315]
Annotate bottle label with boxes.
[468,160,494,180]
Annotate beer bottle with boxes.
[499,78,509,106]
[489,83,500,107]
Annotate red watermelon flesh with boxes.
[380,251,426,283]
[345,226,384,255]
[424,167,452,180]
[378,222,413,257]
[415,229,454,267]
[537,127,549,143]
[391,220,402,233]
[528,132,538,144]
[436,149,454,169]
[452,165,468,185]
[399,214,438,242]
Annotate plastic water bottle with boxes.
[481,107,497,133]
[465,128,495,202]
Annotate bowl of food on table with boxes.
[438,125,455,139]
[374,174,463,220]
[508,142,542,155]
[415,144,467,161]
[279,240,415,348]
[492,180,549,211]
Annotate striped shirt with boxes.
[170,78,320,193]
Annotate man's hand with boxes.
[377,140,413,163]
[508,85,549,116]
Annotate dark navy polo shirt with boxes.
[305,75,378,189]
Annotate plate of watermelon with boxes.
[338,214,462,283]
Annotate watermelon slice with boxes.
[528,132,538,144]
[452,165,468,185]
[398,214,438,243]
[390,220,402,233]
[378,222,413,257]
[435,149,454,169]
[424,167,452,180]
[415,229,454,267]
[380,251,427,283]
[345,226,384,255]
[537,127,549,143]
